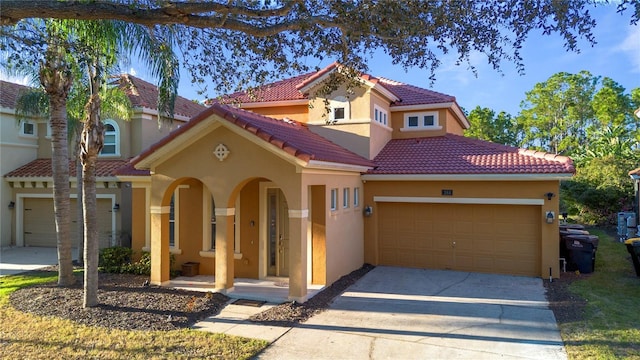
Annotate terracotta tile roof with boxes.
[4,158,133,178]
[0,80,31,109]
[377,77,455,106]
[221,72,312,104]
[117,74,206,118]
[223,63,454,107]
[369,134,575,175]
[132,103,374,168]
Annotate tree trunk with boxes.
[76,157,84,265]
[74,125,84,265]
[40,44,75,287]
[81,72,104,308]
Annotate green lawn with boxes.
[560,229,640,359]
[0,271,267,359]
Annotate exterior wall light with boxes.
[546,211,555,224]
[545,192,555,200]
[113,203,120,212]
[8,201,15,209]
[363,206,373,217]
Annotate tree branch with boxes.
[0,0,319,36]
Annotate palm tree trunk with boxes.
[76,157,84,265]
[81,71,104,308]
[40,44,75,287]
[74,124,85,265]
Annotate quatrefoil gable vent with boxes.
[213,144,230,161]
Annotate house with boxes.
[127,63,574,301]
[1,75,205,249]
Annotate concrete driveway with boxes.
[0,246,77,276]
[258,266,566,360]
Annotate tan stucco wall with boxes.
[308,123,371,159]
[390,109,448,138]
[302,172,364,285]
[243,105,309,123]
[307,83,370,123]
[363,179,561,278]
[131,187,147,260]
[0,110,39,246]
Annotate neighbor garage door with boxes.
[378,202,541,276]
[23,198,114,248]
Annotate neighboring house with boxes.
[127,63,574,301]
[1,75,205,249]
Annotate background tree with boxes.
[517,71,597,155]
[464,106,521,146]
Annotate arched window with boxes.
[100,119,119,156]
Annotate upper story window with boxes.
[100,119,120,156]
[19,120,37,137]
[374,105,388,126]
[401,111,441,132]
[329,96,350,124]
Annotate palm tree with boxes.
[5,19,179,305]
[70,20,178,307]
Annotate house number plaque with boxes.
[441,189,453,196]
[214,144,230,161]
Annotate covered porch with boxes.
[129,104,371,302]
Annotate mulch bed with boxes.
[543,271,588,324]
[9,271,229,331]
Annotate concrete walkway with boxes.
[196,267,566,360]
[0,246,77,276]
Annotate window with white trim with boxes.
[329,96,350,123]
[343,188,350,209]
[353,187,360,208]
[19,120,36,137]
[100,119,120,156]
[374,105,388,126]
[330,188,338,211]
[402,111,440,131]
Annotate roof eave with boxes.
[306,160,373,173]
[361,173,575,181]
[239,99,309,108]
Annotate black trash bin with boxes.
[565,235,598,273]
[624,238,640,277]
[560,224,586,231]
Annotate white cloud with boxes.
[616,25,640,73]
[128,67,137,76]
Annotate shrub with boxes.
[100,249,178,277]
[561,155,635,225]
[99,246,133,273]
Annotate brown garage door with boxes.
[378,202,541,276]
[24,198,114,248]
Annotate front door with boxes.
[267,188,289,277]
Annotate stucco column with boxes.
[215,208,235,292]
[150,206,170,285]
[288,208,309,302]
